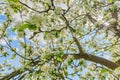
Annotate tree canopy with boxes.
[0,0,120,80]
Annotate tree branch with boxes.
[0,69,21,80]
[86,13,120,37]
[3,38,31,60]
[0,60,40,80]
[29,27,66,39]
[63,53,119,70]
[19,1,50,13]
[61,15,84,53]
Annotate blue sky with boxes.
[0,14,6,22]
[0,14,21,75]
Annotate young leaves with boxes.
[13,23,37,32]
[8,0,19,2]
[109,0,115,3]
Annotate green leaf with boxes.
[28,24,37,31]
[109,0,115,3]
[91,43,96,47]
[8,0,19,2]
[13,7,20,13]
[79,60,84,65]
[57,57,62,62]
[2,52,9,57]
[18,23,37,31]
[12,27,17,32]
[105,31,108,37]
[64,70,68,76]
[79,33,83,37]
[72,73,75,77]
[68,59,73,65]
[83,19,87,24]
[60,38,63,43]
[55,31,60,38]
[11,54,16,60]
[72,29,76,32]
[8,0,20,13]
[56,51,64,62]
[57,51,64,57]
[67,0,70,5]
[18,23,29,32]
[8,67,12,70]
[111,4,117,12]
[101,68,107,73]
[95,22,100,28]
[36,70,41,75]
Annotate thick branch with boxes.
[63,53,119,70]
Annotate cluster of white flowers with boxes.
[60,29,69,38]
[41,63,52,72]
[28,14,44,27]
[63,55,74,66]
[87,63,96,70]
[114,67,120,75]
[14,22,22,29]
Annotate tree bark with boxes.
[63,54,119,70]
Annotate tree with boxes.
[0,0,120,79]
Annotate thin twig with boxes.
[3,38,31,60]
[19,1,50,14]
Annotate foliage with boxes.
[0,0,120,80]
